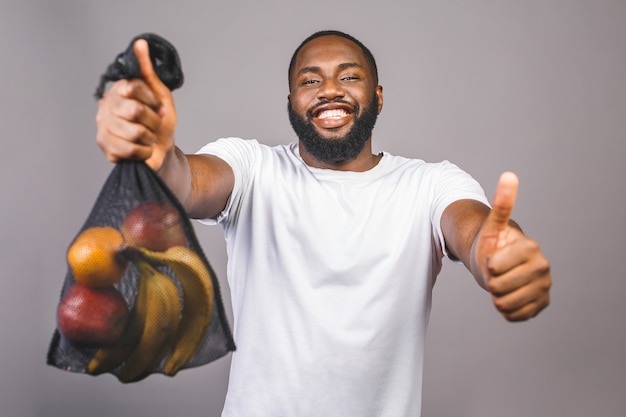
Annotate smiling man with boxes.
[96,30,551,417]
[287,32,383,168]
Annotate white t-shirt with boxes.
[197,138,488,417]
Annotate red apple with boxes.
[121,200,187,251]
[57,283,129,347]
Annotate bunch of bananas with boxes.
[87,245,215,383]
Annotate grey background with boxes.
[1,0,624,416]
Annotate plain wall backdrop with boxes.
[1,1,625,416]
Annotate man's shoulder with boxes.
[198,138,294,154]
[378,152,457,174]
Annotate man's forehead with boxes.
[294,35,367,67]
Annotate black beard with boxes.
[288,94,379,165]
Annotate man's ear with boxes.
[376,85,383,114]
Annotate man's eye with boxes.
[302,79,318,85]
[341,75,360,81]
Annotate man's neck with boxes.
[298,140,382,172]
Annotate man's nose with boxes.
[316,78,345,100]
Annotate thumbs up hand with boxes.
[473,172,551,321]
[96,39,177,171]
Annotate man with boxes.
[96,30,551,417]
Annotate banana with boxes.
[117,260,181,383]
[137,245,215,376]
[86,303,144,375]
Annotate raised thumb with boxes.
[482,171,519,251]
[133,39,170,100]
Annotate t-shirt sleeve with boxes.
[430,160,490,261]
[194,137,259,226]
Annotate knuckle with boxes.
[95,110,103,125]
[499,293,550,322]
[492,296,508,313]
[540,274,552,292]
[504,312,520,322]
[128,124,152,144]
[129,145,152,161]
[487,279,503,295]
[503,305,532,322]
[506,312,527,322]
[534,259,552,291]
[125,100,145,121]
[95,110,109,129]
[95,127,113,149]
[538,257,551,275]
[95,131,105,147]
[109,79,131,96]
[526,237,540,250]
[95,98,110,122]
[522,239,540,257]
[127,122,143,138]
[118,79,137,94]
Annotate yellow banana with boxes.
[117,260,181,383]
[138,245,215,376]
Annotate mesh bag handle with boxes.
[94,32,184,99]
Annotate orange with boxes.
[67,226,128,287]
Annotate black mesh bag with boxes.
[47,34,235,383]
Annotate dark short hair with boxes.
[288,30,379,90]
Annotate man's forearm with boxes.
[155,147,194,210]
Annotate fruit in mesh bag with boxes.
[88,245,214,379]
[137,245,215,376]
[116,259,182,383]
[121,201,188,251]
[67,226,129,287]
[57,283,129,347]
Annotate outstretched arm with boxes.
[441,172,551,321]
[95,39,233,219]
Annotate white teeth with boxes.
[318,109,347,119]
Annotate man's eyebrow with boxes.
[297,66,322,76]
[296,62,363,76]
[337,62,362,70]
